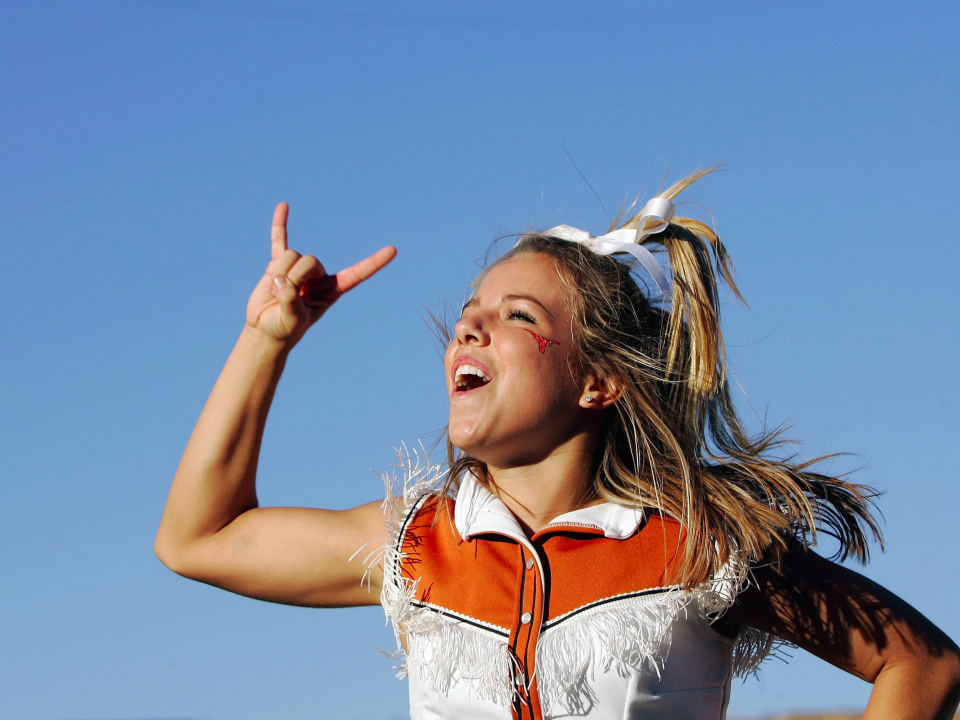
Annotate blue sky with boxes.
[1,1,958,718]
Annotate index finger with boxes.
[271,203,289,260]
[335,245,398,294]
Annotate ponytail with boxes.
[447,168,882,588]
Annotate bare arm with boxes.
[722,544,960,720]
[154,203,397,607]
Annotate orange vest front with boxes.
[380,471,771,720]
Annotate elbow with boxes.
[154,526,219,582]
[153,532,180,573]
[921,644,960,681]
[930,638,960,687]
[154,530,194,577]
[892,642,960,710]
[943,647,960,698]
[935,649,960,718]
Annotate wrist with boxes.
[238,324,293,362]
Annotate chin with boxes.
[447,431,479,457]
[447,427,490,463]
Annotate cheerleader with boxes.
[156,170,960,719]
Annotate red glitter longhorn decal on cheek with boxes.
[523,328,561,353]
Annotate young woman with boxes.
[155,170,960,720]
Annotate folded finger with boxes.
[335,246,398,294]
[268,248,302,279]
[271,203,289,261]
[300,274,338,307]
[287,254,325,287]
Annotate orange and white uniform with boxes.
[380,463,774,720]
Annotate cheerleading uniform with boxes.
[381,469,772,720]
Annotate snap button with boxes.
[525,558,534,570]
[520,612,532,624]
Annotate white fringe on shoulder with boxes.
[376,445,516,706]
[376,442,446,670]
[375,445,781,712]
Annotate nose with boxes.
[454,312,491,347]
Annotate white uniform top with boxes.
[380,464,775,720]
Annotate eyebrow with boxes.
[461,294,556,321]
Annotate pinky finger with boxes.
[335,246,398,295]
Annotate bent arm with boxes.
[154,327,386,606]
[154,203,396,607]
[725,545,960,720]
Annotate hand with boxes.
[245,203,397,347]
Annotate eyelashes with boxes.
[457,309,538,324]
[507,309,536,323]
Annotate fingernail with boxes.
[272,275,289,290]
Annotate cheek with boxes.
[442,344,456,388]
[509,344,579,407]
[511,329,577,386]
[522,328,561,354]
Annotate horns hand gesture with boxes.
[246,203,397,346]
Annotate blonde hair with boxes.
[444,168,881,588]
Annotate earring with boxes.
[585,395,594,403]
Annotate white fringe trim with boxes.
[405,612,516,707]
[376,445,517,706]
[534,548,775,714]
[375,444,780,711]
[537,591,685,714]
[732,625,786,678]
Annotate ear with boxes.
[579,373,621,410]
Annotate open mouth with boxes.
[454,361,493,393]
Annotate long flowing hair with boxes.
[441,168,881,588]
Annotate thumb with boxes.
[271,274,302,324]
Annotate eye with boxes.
[507,309,536,323]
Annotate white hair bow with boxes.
[543,196,674,295]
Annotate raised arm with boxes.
[154,203,397,607]
[724,544,960,720]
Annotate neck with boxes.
[485,436,599,535]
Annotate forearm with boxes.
[864,654,960,720]
[156,326,290,564]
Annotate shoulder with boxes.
[382,490,457,583]
[391,492,449,538]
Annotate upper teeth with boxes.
[455,364,491,386]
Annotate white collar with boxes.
[453,473,645,542]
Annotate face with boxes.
[445,253,589,468]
